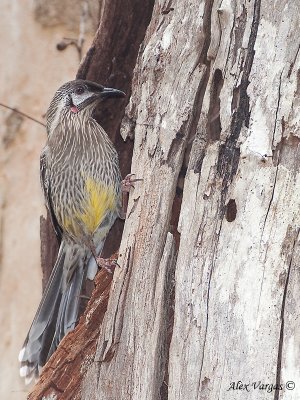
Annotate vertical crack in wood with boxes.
[96,246,133,363]
[274,229,299,400]
[230,5,247,69]
[261,114,285,237]
[166,2,215,395]
[197,219,223,393]
[169,0,214,220]
[287,43,300,78]
[207,69,224,142]
[198,0,214,66]
[261,163,279,236]
[217,0,261,216]
[170,64,211,248]
[158,235,176,400]
[271,70,283,148]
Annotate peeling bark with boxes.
[169,1,300,399]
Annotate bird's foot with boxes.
[96,256,119,274]
[121,173,142,193]
[121,174,142,219]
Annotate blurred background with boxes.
[0,1,99,398]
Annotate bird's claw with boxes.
[121,173,143,193]
[96,257,119,274]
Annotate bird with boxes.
[19,79,126,383]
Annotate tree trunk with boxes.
[30,0,300,399]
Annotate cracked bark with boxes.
[34,0,300,399]
[274,228,298,400]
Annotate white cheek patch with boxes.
[71,91,93,107]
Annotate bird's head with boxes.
[46,79,125,135]
[66,80,125,113]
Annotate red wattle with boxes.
[70,106,79,113]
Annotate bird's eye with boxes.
[75,86,85,95]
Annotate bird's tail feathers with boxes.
[19,240,87,383]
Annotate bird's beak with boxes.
[100,87,126,99]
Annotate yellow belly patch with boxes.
[75,177,116,235]
[59,178,117,238]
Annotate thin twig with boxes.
[0,102,46,127]
[59,3,87,61]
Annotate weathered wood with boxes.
[280,229,300,400]
[168,1,300,399]
[82,234,176,399]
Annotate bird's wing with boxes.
[40,148,62,240]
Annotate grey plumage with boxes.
[19,80,125,382]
